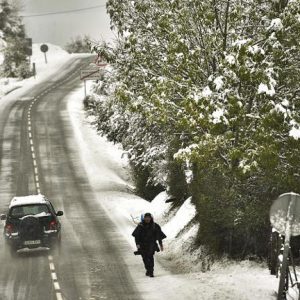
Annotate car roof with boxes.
[9,195,49,208]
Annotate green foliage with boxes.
[167,159,188,202]
[132,164,164,201]
[2,35,31,78]
[15,61,32,79]
[166,140,189,201]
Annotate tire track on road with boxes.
[26,66,86,300]
[27,92,62,300]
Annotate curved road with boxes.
[0,57,140,300]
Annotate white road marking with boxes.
[53,282,60,291]
[51,272,58,281]
[49,262,55,271]
[56,293,63,300]
[34,167,38,175]
[29,84,67,300]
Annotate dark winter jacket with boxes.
[132,219,166,255]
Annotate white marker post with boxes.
[270,192,300,300]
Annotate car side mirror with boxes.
[0,214,6,221]
[56,211,63,217]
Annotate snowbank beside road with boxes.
[66,86,282,300]
[163,197,196,238]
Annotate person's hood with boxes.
[141,213,154,223]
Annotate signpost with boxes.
[40,44,49,64]
[80,67,102,81]
[270,192,300,300]
[32,62,36,79]
[80,63,107,97]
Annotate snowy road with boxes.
[0,57,140,300]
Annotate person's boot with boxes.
[145,270,150,276]
[149,270,154,277]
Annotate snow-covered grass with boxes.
[66,85,285,300]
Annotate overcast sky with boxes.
[18,0,113,46]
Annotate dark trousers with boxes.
[142,253,154,273]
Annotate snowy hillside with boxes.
[30,43,70,74]
[0,43,71,98]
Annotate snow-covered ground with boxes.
[0,43,79,98]
[66,85,286,300]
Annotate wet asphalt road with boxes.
[0,57,140,300]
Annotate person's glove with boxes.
[160,245,164,252]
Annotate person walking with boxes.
[132,213,166,277]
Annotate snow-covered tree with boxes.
[89,0,300,256]
[0,0,31,78]
[65,35,91,54]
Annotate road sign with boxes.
[40,44,48,53]
[40,44,49,64]
[270,192,300,236]
[270,192,300,300]
[80,63,108,97]
[80,67,102,81]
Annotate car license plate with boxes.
[24,240,41,245]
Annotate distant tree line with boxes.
[65,35,91,54]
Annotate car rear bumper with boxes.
[4,231,60,249]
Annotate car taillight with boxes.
[49,220,57,230]
[5,223,14,234]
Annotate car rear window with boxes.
[10,204,50,218]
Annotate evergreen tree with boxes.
[0,0,31,78]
